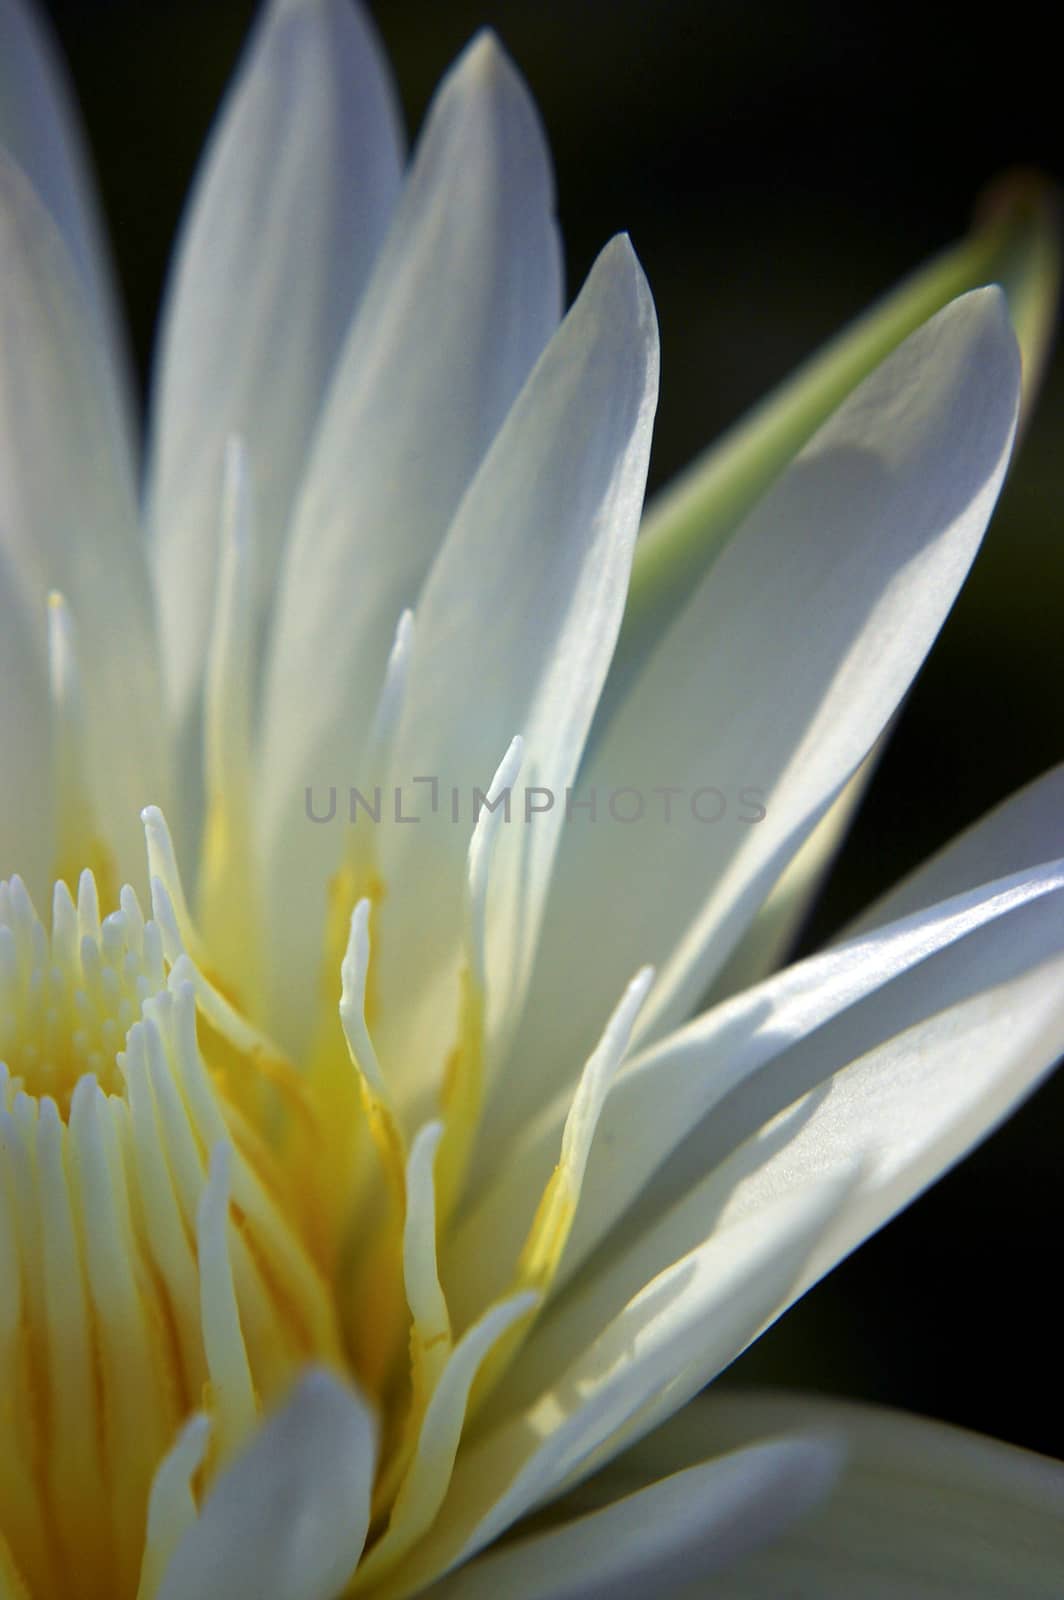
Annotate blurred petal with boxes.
[426,1434,840,1600]
[499,288,1020,1143]
[0,547,51,894]
[0,153,168,888]
[621,172,1059,698]
[374,235,657,1114]
[148,0,403,731]
[0,0,132,420]
[690,1392,1064,1598]
[979,172,1061,425]
[157,1371,376,1600]
[258,31,563,1040]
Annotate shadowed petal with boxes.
[498,288,1021,1145]
[0,0,132,422]
[488,886,1063,1444]
[425,1433,840,1599]
[683,1391,1064,1598]
[0,153,168,889]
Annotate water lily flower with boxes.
[1,1,1063,1596]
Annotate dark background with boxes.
[39,0,1063,1459]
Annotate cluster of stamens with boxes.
[0,851,351,1600]
[0,490,654,1597]
[0,873,164,1112]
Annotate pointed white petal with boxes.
[149,0,403,730]
[0,0,131,412]
[499,288,1021,1143]
[451,861,1064,1316]
[701,914,1064,1316]
[425,1434,840,1600]
[492,885,1062,1451]
[257,33,563,1038]
[157,1370,376,1600]
[0,153,168,886]
[374,235,658,1109]
[680,1391,1064,1598]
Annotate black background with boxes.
[38,0,1064,1460]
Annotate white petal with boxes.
[449,860,1064,1316]
[148,0,403,730]
[157,1370,376,1600]
[492,883,1063,1440]
[704,908,1064,1313]
[425,1434,840,1600]
[684,1391,1064,1598]
[375,234,658,1113]
[0,153,168,886]
[0,0,131,411]
[498,288,1020,1144]
[257,32,563,1043]
[844,762,1064,936]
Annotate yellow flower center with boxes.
[0,795,641,1600]
[0,867,353,1600]
[2,567,643,1599]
